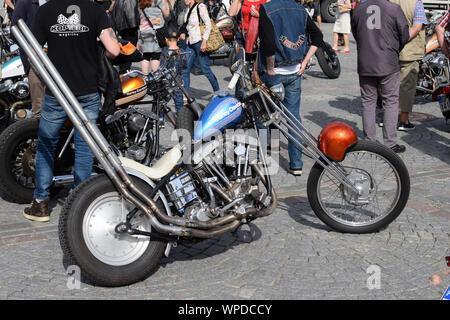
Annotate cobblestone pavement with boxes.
[0,24,449,300]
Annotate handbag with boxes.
[141,8,166,49]
[195,4,225,53]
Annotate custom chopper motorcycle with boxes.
[14,19,409,287]
[0,42,180,204]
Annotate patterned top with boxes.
[440,9,450,29]
[413,0,427,24]
[183,3,212,45]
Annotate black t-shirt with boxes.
[32,0,110,96]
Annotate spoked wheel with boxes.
[307,140,410,233]
[59,174,166,287]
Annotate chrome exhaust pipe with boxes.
[11,20,191,237]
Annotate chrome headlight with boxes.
[270,83,285,101]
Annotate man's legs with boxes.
[380,71,402,149]
[28,67,45,118]
[398,60,419,130]
[33,94,67,201]
[359,75,379,142]
[72,93,100,189]
[263,73,303,172]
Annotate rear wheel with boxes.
[316,42,341,79]
[0,118,39,203]
[320,0,337,23]
[59,174,166,287]
[307,140,410,233]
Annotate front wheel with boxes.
[58,174,167,287]
[307,140,410,233]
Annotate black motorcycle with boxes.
[0,53,187,204]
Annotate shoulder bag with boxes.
[194,3,225,52]
[141,8,166,49]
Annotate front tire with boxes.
[307,140,410,233]
[58,174,166,287]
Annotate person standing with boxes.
[391,0,426,131]
[332,0,351,53]
[180,0,220,94]
[111,0,140,73]
[11,0,45,118]
[258,0,323,176]
[22,0,120,222]
[138,0,166,72]
[351,0,410,153]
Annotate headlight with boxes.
[270,83,285,101]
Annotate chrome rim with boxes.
[82,192,151,266]
[316,150,401,227]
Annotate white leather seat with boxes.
[119,146,182,180]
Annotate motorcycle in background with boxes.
[205,0,237,61]
[0,23,31,132]
[416,12,450,98]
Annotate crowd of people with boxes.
[2,0,449,222]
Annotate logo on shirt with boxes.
[50,5,89,36]
[279,35,305,50]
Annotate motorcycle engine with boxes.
[8,80,30,99]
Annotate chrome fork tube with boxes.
[258,89,360,195]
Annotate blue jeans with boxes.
[34,93,100,200]
[173,89,184,113]
[185,41,220,92]
[262,73,303,169]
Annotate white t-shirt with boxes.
[274,63,301,75]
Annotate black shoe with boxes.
[23,198,50,222]
[288,167,303,176]
[191,69,203,76]
[390,144,406,153]
[397,121,415,131]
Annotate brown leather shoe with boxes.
[23,199,50,222]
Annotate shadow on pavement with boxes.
[280,195,333,232]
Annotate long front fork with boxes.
[257,89,361,196]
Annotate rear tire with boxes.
[320,0,337,23]
[58,174,167,287]
[316,42,341,79]
[307,140,410,233]
[0,118,39,203]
